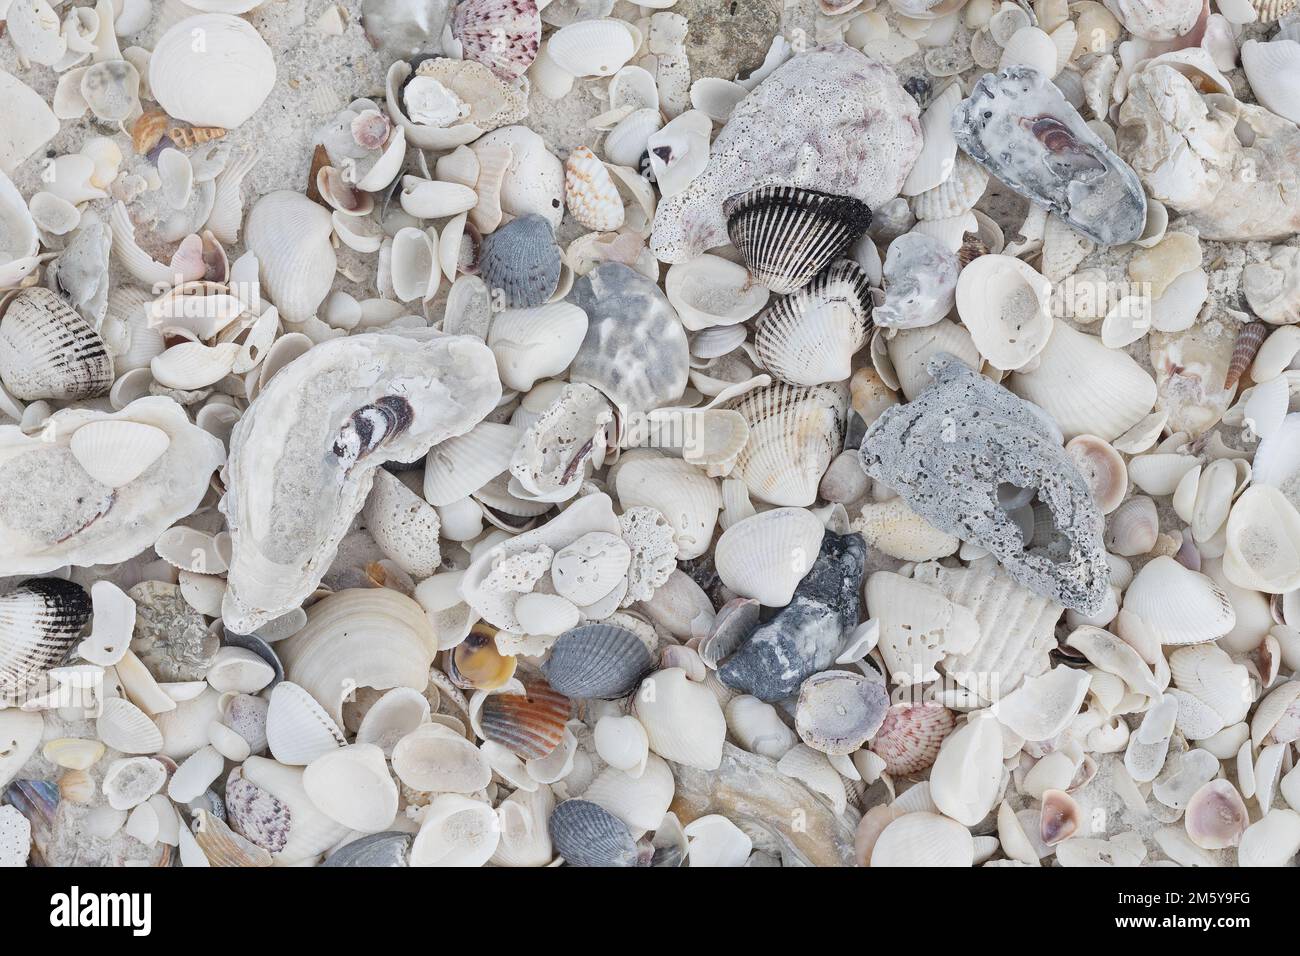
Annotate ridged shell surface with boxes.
[0,288,112,401]
[548,798,640,867]
[541,623,654,700]
[479,678,571,758]
[0,578,92,704]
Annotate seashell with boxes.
[724,186,873,295]
[911,154,989,224]
[323,831,412,867]
[448,623,517,690]
[452,0,541,80]
[1243,245,1300,326]
[546,18,636,77]
[580,753,674,833]
[992,665,1092,740]
[564,147,623,232]
[869,703,955,776]
[488,303,588,392]
[665,254,769,332]
[1105,495,1158,557]
[302,743,398,833]
[410,793,500,867]
[237,756,349,864]
[205,646,274,695]
[868,572,979,686]
[535,621,650,702]
[0,712,43,793]
[0,68,59,177]
[97,698,164,756]
[903,82,963,198]
[390,723,489,793]
[549,529,629,606]
[243,191,336,324]
[168,745,225,803]
[999,26,1060,76]
[150,15,275,128]
[472,126,564,230]
[1184,778,1248,850]
[150,341,240,391]
[355,686,430,756]
[593,715,650,777]
[1009,320,1157,441]
[614,454,721,560]
[714,507,824,608]
[955,254,1053,371]
[646,110,712,199]
[548,798,640,867]
[278,589,439,726]
[423,421,521,506]
[101,756,168,811]
[1064,435,1127,514]
[1223,486,1300,594]
[1224,321,1268,391]
[727,382,845,507]
[1238,808,1300,867]
[633,668,726,770]
[871,811,974,867]
[604,107,662,168]
[265,680,347,765]
[929,710,1004,826]
[399,177,477,220]
[795,670,888,756]
[361,468,441,578]
[724,694,796,760]
[873,232,959,331]
[884,319,980,401]
[68,420,169,490]
[43,737,105,772]
[753,260,872,386]
[1039,788,1081,845]
[478,213,562,308]
[1124,556,1235,646]
[509,382,611,502]
[0,288,113,402]
[0,578,92,705]
[475,677,571,759]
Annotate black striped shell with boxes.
[723,185,872,295]
[754,260,874,387]
[478,677,571,758]
[478,213,562,308]
[0,578,92,704]
[548,799,641,867]
[0,287,113,401]
[542,623,654,700]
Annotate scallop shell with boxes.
[1241,39,1300,125]
[422,421,521,506]
[869,702,955,775]
[548,798,640,867]
[149,15,275,128]
[546,18,636,77]
[0,578,92,705]
[714,507,824,608]
[564,147,624,232]
[955,253,1053,371]
[452,0,542,80]
[68,420,170,489]
[478,213,562,308]
[604,107,662,168]
[96,698,164,755]
[1123,556,1236,645]
[541,623,654,700]
[633,667,726,770]
[724,185,873,295]
[726,382,846,507]
[871,811,974,867]
[488,303,588,392]
[475,677,571,759]
[265,680,347,765]
[0,288,113,401]
[754,260,873,386]
[243,190,336,324]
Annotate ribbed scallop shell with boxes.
[754,260,873,386]
[243,190,336,323]
[564,146,624,232]
[1249,0,1296,19]
[0,288,113,401]
[423,421,521,506]
[478,678,571,758]
[224,766,291,854]
[452,0,541,79]
[548,798,640,867]
[868,702,956,775]
[714,507,824,608]
[322,830,413,867]
[0,578,92,703]
[723,185,873,295]
[96,697,164,755]
[911,154,990,221]
[726,382,847,507]
[488,302,588,392]
[1123,556,1235,645]
[265,680,347,765]
[68,420,170,489]
[478,213,562,308]
[541,623,654,699]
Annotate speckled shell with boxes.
[0,578,92,704]
[478,678,572,758]
[0,287,113,401]
[868,702,956,775]
[564,146,624,232]
[541,623,654,700]
[224,766,291,854]
[724,186,873,295]
[478,213,562,308]
[548,798,641,867]
[452,0,542,80]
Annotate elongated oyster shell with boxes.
[859,354,1109,614]
[649,43,922,263]
[220,333,501,632]
[0,397,224,575]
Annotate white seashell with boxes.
[1222,486,1300,593]
[149,15,275,128]
[1239,808,1300,867]
[776,743,846,815]
[871,811,975,867]
[911,154,989,222]
[388,227,441,303]
[547,18,636,77]
[410,793,500,867]
[244,191,336,323]
[96,697,164,755]
[303,743,398,833]
[593,714,650,777]
[399,177,477,220]
[727,382,845,507]
[564,147,624,232]
[491,784,554,867]
[991,665,1091,740]
[665,254,769,331]
[362,468,442,578]
[689,77,746,122]
[956,254,1053,371]
[488,303,588,392]
[1241,39,1300,125]
[167,744,224,803]
[866,571,980,686]
[473,126,564,230]
[646,110,712,198]
[685,814,752,867]
[355,687,430,756]
[632,668,726,771]
[0,710,42,791]
[150,341,240,390]
[240,756,350,864]
[851,498,959,560]
[885,319,980,400]
[1123,556,1235,646]
[423,421,521,506]
[604,107,662,168]
[393,722,490,792]
[999,26,1059,75]
[929,710,1004,826]
[714,508,823,608]
[205,646,274,695]
[581,754,675,834]
[724,694,797,759]
[903,82,961,197]
[265,680,347,766]
[101,756,167,811]
[0,69,60,177]
[614,454,722,560]
[550,531,631,607]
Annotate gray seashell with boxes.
[0,578,92,705]
[754,259,873,385]
[567,262,689,414]
[478,213,562,309]
[322,830,413,867]
[221,631,285,690]
[541,623,654,700]
[548,799,641,867]
[361,0,452,59]
[130,580,219,682]
[795,670,890,756]
[0,287,113,401]
[724,186,873,295]
[224,766,291,855]
[718,528,866,702]
[859,354,1110,613]
[951,67,1146,247]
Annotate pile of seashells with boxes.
[2,0,1300,870]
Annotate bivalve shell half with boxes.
[410,793,500,866]
[69,420,170,489]
[664,254,769,331]
[727,382,846,507]
[871,811,974,867]
[244,190,336,323]
[0,578,92,704]
[1223,486,1300,594]
[391,723,491,793]
[265,681,347,766]
[0,288,113,401]
[795,670,889,756]
[633,667,726,770]
[955,253,1053,371]
[541,623,654,700]
[1123,556,1235,646]
[149,15,275,128]
[714,507,824,608]
[546,19,636,77]
[475,677,571,759]
[452,0,542,80]
[548,798,640,867]
[869,703,956,775]
[302,743,398,833]
[564,147,623,231]
[754,260,873,386]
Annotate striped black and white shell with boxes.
[0,578,92,705]
[0,287,113,401]
[754,259,874,387]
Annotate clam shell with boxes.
[488,302,588,392]
[564,146,624,232]
[613,453,722,560]
[391,722,490,792]
[1120,556,1235,646]
[478,213,562,308]
[795,670,889,756]
[302,743,398,833]
[727,382,846,507]
[476,677,571,759]
[869,702,955,775]
[550,531,630,607]
[724,185,873,295]
[871,811,974,867]
[68,420,170,489]
[714,507,824,608]
[1223,485,1300,594]
[322,831,413,867]
[389,226,441,303]
[548,798,640,866]
[399,177,477,219]
[0,578,92,704]
[664,254,769,331]
[452,0,541,80]
[929,710,1004,826]
[546,18,636,77]
[604,107,662,168]
[582,754,674,835]
[541,623,654,700]
[955,253,1053,371]
[355,686,431,755]
[593,715,650,777]
[1184,778,1248,850]
[754,260,873,386]
[410,793,501,867]
[149,15,275,128]
[724,693,796,759]
[96,698,164,756]
[1241,39,1300,125]
[244,190,336,323]
[632,667,726,770]
[473,126,564,230]
[265,680,347,765]
[0,287,113,401]
[1065,434,1127,514]
[1169,643,1253,724]
[422,421,521,506]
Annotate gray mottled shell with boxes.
[567,262,689,414]
[130,580,219,682]
[478,213,562,308]
[548,799,640,867]
[224,767,291,855]
[0,287,113,401]
[541,623,654,700]
[794,670,890,756]
[322,830,413,866]
[0,578,92,704]
[724,186,873,295]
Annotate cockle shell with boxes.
[867,571,980,686]
[541,623,654,700]
[265,680,347,765]
[1121,555,1235,645]
[871,811,974,867]
[452,0,541,80]
[727,382,846,507]
[0,579,91,705]
[753,260,873,386]
[0,288,113,401]
[488,303,588,392]
[548,798,640,867]
[613,454,721,560]
[219,333,500,631]
[150,15,276,129]
[714,507,824,608]
[633,667,726,770]
[474,677,571,758]
[478,213,562,309]
[244,191,336,324]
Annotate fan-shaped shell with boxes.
[754,260,873,386]
[714,507,824,608]
[243,190,336,323]
[68,420,170,489]
[871,811,974,867]
[478,213,562,308]
[541,623,654,700]
[475,678,571,759]
[1223,486,1300,594]
[96,698,164,755]
[613,453,722,560]
[149,15,275,129]
[548,798,640,867]
[0,288,113,401]
[265,680,347,765]
[1123,555,1236,646]
[452,0,542,80]
[422,421,521,506]
[869,702,956,775]
[0,578,92,705]
[727,382,846,507]
[488,303,588,392]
